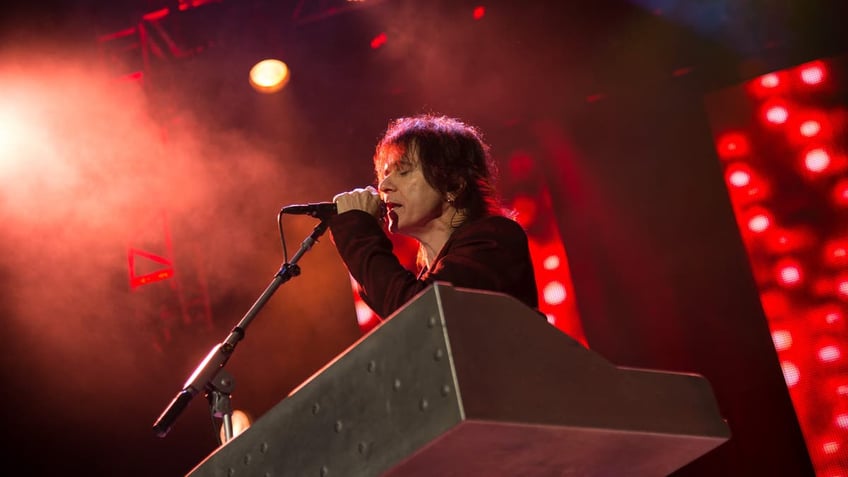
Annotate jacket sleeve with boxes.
[330,211,538,319]
[329,210,426,318]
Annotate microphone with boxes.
[281,201,387,220]
[281,202,338,219]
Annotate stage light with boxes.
[543,255,560,270]
[803,148,831,173]
[837,276,848,298]
[745,208,773,233]
[823,238,848,268]
[818,344,842,363]
[249,59,290,94]
[748,71,788,97]
[370,32,387,49]
[772,329,793,351]
[764,104,789,125]
[800,120,822,138]
[473,6,486,19]
[800,61,827,86]
[543,281,567,306]
[832,179,848,207]
[822,439,840,455]
[836,413,848,429]
[716,132,750,159]
[726,163,752,188]
[776,259,803,287]
[782,361,800,387]
[760,73,780,88]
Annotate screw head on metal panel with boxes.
[434,348,444,361]
[312,402,320,415]
[419,398,429,411]
[334,420,343,433]
[441,384,451,397]
[367,360,376,373]
[393,378,402,391]
[427,315,437,328]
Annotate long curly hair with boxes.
[374,114,502,222]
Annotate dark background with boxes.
[1,0,846,475]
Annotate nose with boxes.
[378,175,394,194]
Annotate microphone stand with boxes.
[152,220,331,442]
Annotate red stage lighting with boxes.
[800,120,823,138]
[716,132,750,159]
[543,280,567,306]
[764,102,790,125]
[748,71,789,97]
[761,73,780,88]
[837,277,848,299]
[832,179,848,207]
[824,238,848,268]
[782,360,800,387]
[776,259,803,287]
[836,413,848,430]
[370,32,387,49]
[803,147,832,173]
[818,344,842,363]
[473,6,485,20]
[745,207,774,234]
[726,163,752,188]
[800,61,828,86]
[772,329,794,351]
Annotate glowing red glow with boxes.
[818,345,842,363]
[748,71,789,97]
[822,440,840,455]
[804,148,831,173]
[772,329,793,351]
[745,208,773,233]
[832,179,848,207]
[776,260,803,287]
[824,238,848,267]
[799,61,827,85]
[543,281,567,306]
[837,277,848,298]
[781,361,800,387]
[716,132,750,159]
[764,104,789,125]
[370,32,387,49]
[473,6,485,19]
[760,290,791,318]
[836,414,848,429]
[543,255,560,270]
[760,73,780,88]
[726,163,752,187]
[799,120,822,138]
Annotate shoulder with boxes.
[455,215,528,241]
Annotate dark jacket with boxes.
[329,210,539,319]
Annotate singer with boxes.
[328,114,539,319]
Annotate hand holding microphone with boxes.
[333,186,383,217]
[281,186,384,220]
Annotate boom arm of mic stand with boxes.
[152,220,331,438]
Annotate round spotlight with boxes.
[249,59,290,94]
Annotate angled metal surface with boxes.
[187,283,729,477]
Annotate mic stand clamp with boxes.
[208,369,235,443]
[152,220,330,439]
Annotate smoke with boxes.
[0,41,362,421]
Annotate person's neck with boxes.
[415,209,464,268]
